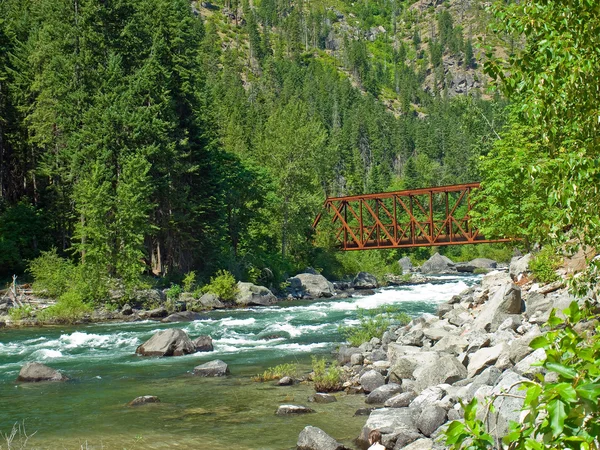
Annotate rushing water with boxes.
[0,275,479,450]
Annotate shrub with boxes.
[8,305,34,321]
[530,247,562,284]
[201,270,238,302]
[251,363,298,382]
[37,291,93,323]
[445,301,600,449]
[311,356,343,392]
[340,306,411,347]
[28,249,75,298]
[182,271,197,292]
[165,284,182,301]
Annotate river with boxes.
[0,275,479,449]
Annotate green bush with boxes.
[8,305,34,320]
[340,306,411,347]
[182,271,197,292]
[311,356,343,392]
[251,363,298,382]
[201,270,238,302]
[530,247,562,284]
[28,249,75,298]
[37,291,93,323]
[165,283,182,301]
[445,301,600,449]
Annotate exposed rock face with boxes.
[352,272,378,290]
[288,273,335,298]
[128,395,160,406]
[420,253,456,274]
[161,311,206,323]
[192,335,214,352]
[297,426,348,450]
[193,359,229,376]
[17,362,69,382]
[235,282,277,306]
[135,329,196,357]
[276,404,315,415]
[398,257,414,274]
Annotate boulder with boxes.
[192,360,229,377]
[414,355,467,390]
[510,254,532,280]
[481,270,512,292]
[161,311,206,323]
[236,282,278,306]
[385,391,418,408]
[121,304,133,315]
[398,438,434,450]
[17,362,69,382]
[417,406,447,437]
[309,393,337,404]
[513,348,546,377]
[350,353,364,366]
[398,257,414,274]
[128,395,160,407]
[289,273,335,298]
[135,329,196,357]
[471,283,523,332]
[420,253,456,274]
[389,351,439,382]
[198,293,225,309]
[411,386,445,410]
[352,272,378,290]
[456,258,497,273]
[467,344,509,378]
[432,335,468,355]
[366,383,403,404]
[278,376,294,386]
[338,346,363,365]
[486,371,527,437]
[192,335,214,352]
[358,408,417,447]
[392,431,424,449]
[360,370,385,393]
[276,404,315,415]
[297,426,347,450]
[146,306,168,318]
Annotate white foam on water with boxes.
[30,349,63,359]
[263,322,303,337]
[221,317,257,327]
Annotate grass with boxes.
[339,305,411,347]
[251,363,298,382]
[311,356,343,392]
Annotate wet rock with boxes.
[417,406,447,437]
[354,407,375,416]
[276,404,315,415]
[128,395,160,406]
[288,273,335,298]
[278,376,294,386]
[161,311,206,323]
[360,370,385,393]
[420,253,456,274]
[236,282,277,306]
[309,393,337,403]
[135,329,196,357]
[297,426,348,450]
[17,362,69,382]
[193,359,229,377]
[385,391,418,408]
[192,335,214,352]
[146,306,168,318]
[366,383,403,404]
[352,272,378,290]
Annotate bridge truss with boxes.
[312,183,509,250]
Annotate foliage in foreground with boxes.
[445,301,600,449]
[340,306,411,347]
[311,356,343,392]
[251,363,298,382]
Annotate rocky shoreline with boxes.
[296,253,585,450]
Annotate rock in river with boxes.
[17,362,69,382]
[276,404,315,415]
[161,311,207,323]
[128,395,160,407]
[297,426,348,450]
[135,329,196,357]
[193,360,229,376]
[192,335,214,352]
[236,282,278,306]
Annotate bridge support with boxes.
[313,183,509,250]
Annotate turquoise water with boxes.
[0,275,478,449]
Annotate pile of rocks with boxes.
[297,254,584,450]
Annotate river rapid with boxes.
[0,275,479,449]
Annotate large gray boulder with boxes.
[472,282,523,332]
[390,351,440,382]
[192,335,214,352]
[193,359,229,376]
[385,392,418,408]
[358,408,417,447]
[481,270,512,293]
[414,355,468,390]
[486,370,527,437]
[398,257,414,274]
[366,383,403,404]
[276,404,314,415]
[417,406,447,437]
[236,282,277,306]
[289,273,335,298]
[432,335,468,355]
[420,253,456,274]
[17,362,69,382]
[510,254,532,280]
[198,293,225,309]
[297,426,347,450]
[399,438,434,450]
[467,343,509,378]
[135,329,196,356]
[352,272,378,290]
[337,346,363,365]
[161,311,206,323]
[456,258,497,273]
[360,370,385,393]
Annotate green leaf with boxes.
[546,362,577,380]
[529,335,550,349]
[547,399,567,437]
[575,383,600,401]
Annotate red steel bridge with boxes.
[312,182,509,250]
